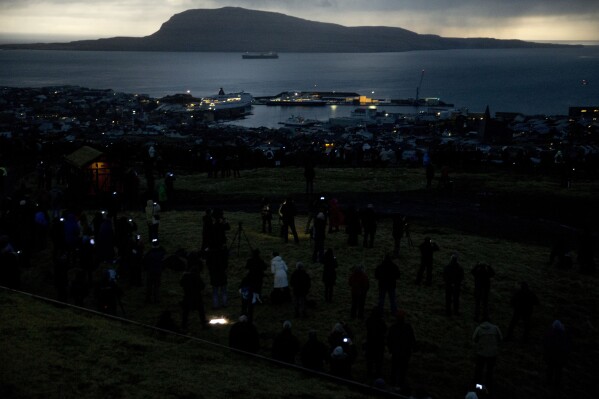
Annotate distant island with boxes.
[0,7,578,52]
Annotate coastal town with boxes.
[1,85,598,190]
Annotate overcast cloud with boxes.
[0,0,598,41]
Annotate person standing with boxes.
[260,197,272,234]
[279,197,299,244]
[505,282,539,342]
[348,264,369,319]
[312,212,326,262]
[443,254,464,316]
[180,263,208,330]
[245,248,267,303]
[145,200,160,241]
[375,254,400,315]
[361,204,377,248]
[387,310,416,388]
[143,238,166,304]
[365,307,387,378]
[472,318,502,390]
[345,205,361,247]
[392,214,407,257]
[290,261,311,317]
[471,262,495,321]
[270,252,290,304]
[322,248,337,303]
[206,209,230,309]
[416,237,439,285]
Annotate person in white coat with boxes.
[271,251,290,304]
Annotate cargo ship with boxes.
[242,52,278,59]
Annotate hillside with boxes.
[0,7,574,52]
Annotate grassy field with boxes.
[2,166,598,398]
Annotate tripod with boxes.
[229,221,253,256]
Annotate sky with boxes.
[1,0,598,43]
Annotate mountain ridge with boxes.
[0,7,576,52]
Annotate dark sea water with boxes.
[1,48,598,127]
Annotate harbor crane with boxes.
[415,69,425,106]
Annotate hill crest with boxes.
[0,7,574,52]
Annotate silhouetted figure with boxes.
[348,265,369,319]
[387,310,416,388]
[365,307,387,378]
[301,330,329,371]
[272,320,300,364]
[238,273,256,323]
[245,248,267,301]
[290,262,311,317]
[416,237,439,285]
[143,239,166,304]
[506,282,539,342]
[279,197,299,243]
[145,200,160,241]
[206,209,230,309]
[345,205,361,247]
[322,248,337,302]
[328,198,343,233]
[330,346,353,380]
[472,318,502,390]
[180,263,208,330]
[260,198,272,234]
[375,254,400,314]
[543,320,569,390]
[392,214,407,257]
[443,254,464,316]
[312,212,326,262]
[229,315,259,354]
[471,262,495,321]
[95,269,122,315]
[360,204,377,248]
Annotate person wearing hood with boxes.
[272,320,300,364]
[270,252,290,304]
[330,345,353,379]
[472,318,502,390]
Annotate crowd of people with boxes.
[0,170,594,399]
